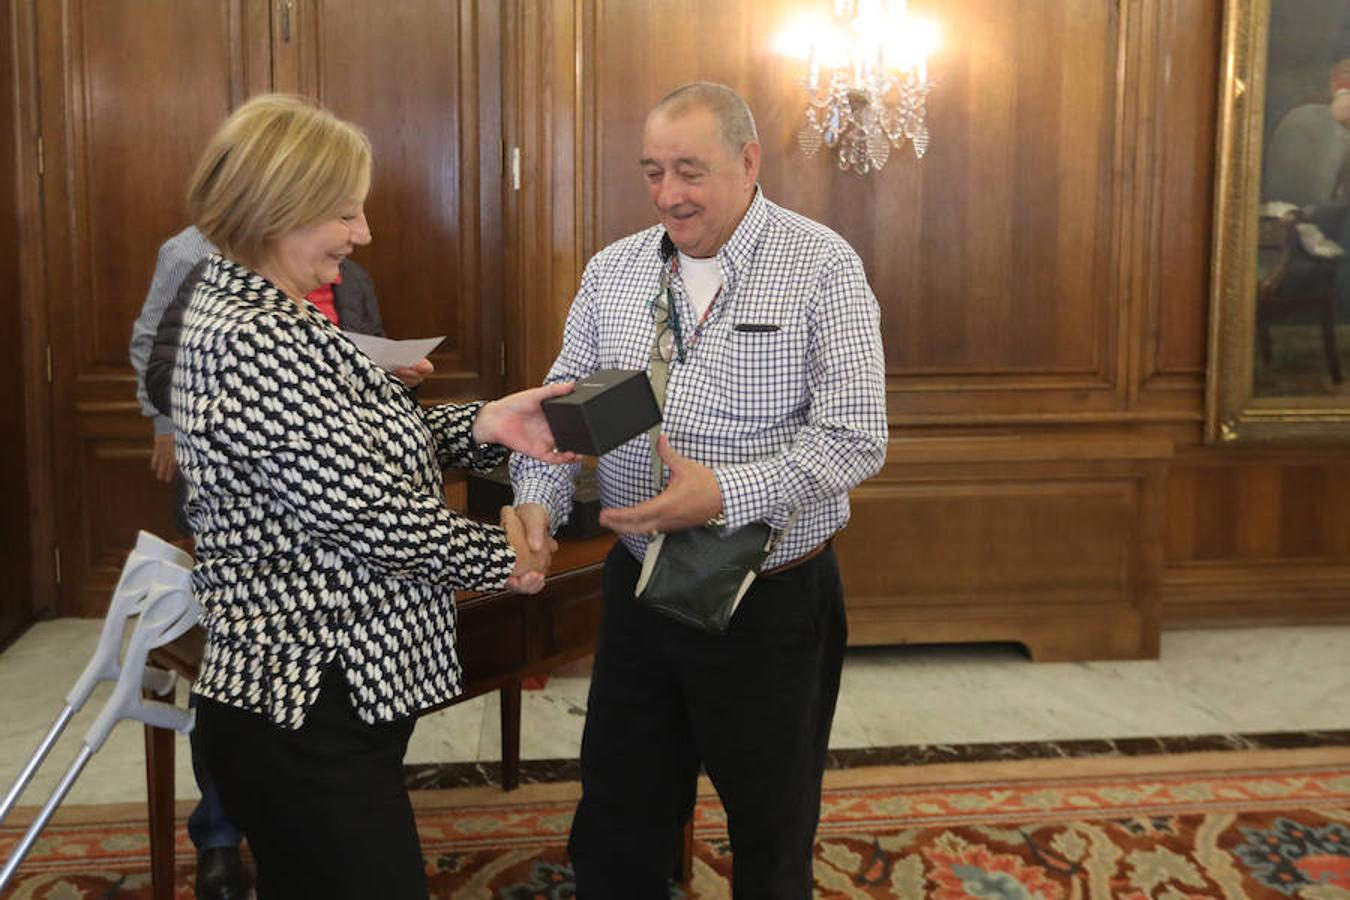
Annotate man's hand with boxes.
[473,383,579,464]
[150,433,176,483]
[599,435,722,535]
[392,357,433,388]
[514,502,556,572]
[502,504,557,593]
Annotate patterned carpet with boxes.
[3,752,1350,898]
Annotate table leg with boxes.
[499,682,521,791]
[675,816,694,883]
[143,687,176,900]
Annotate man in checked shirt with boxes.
[510,81,887,898]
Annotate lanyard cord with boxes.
[648,267,673,493]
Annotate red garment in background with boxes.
[306,272,343,325]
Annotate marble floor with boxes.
[1,619,1348,808]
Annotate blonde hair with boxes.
[186,94,372,266]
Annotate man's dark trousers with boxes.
[568,541,847,899]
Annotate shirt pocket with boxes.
[718,325,807,423]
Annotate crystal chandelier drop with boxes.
[779,0,939,174]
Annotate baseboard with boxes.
[1163,561,1350,624]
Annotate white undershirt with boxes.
[678,251,724,321]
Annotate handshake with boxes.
[500,503,557,595]
[477,375,722,595]
[494,433,727,595]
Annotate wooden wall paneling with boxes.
[1118,0,1159,413]
[269,0,305,90]
[836,437,1169,660]
[1163,452,1350,623]
[587,0,802,252]
[1,0,35,643]
[35,0,270,614]
[564,1,1183,658]
[583,1,1138,427]
[881,0,1122,422]
[471,0,505,397]
[23,0,508,616]
[13,0,1344,644]
[503,0,585,390]
[576,0,600,276]
[386,0,1350,648]
[485,1,1350,645]
[1328,463,1350,555]
[284,0,504,402]
[1133,0,1218,422]
[13,0,54,623]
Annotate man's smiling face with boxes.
[640,105,758,259]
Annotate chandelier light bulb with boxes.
[780,0,938,173]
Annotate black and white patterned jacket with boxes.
[173,254,515,729]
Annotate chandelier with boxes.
[778,0,939,174]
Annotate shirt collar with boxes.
[657,186,767,288]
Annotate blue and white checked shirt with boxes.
[511,189,888,570]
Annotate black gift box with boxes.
[466,465,603,540]
[541,369,662,456]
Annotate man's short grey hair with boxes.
[650,82,758,154]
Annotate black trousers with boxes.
[568,542,847,899]
[194,667,427,899]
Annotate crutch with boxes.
[0,532,200,891]
[0,530,192,825]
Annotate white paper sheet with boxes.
[343,332,444,371]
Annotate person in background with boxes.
[129,225,423,897]
[1330,7,1350,128]
[1326,7,1350,328]
[510,82,888,897]
[169,93,573,898]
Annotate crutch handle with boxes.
[84,577,199,752]
[66,532,192,710]
[141,666,178,697]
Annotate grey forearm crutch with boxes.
[0,532,198,891]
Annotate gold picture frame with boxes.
[1207,0,1350,443]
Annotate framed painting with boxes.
[1207,0,1350,443]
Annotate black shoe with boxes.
[195,845,250,900]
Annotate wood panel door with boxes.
[2,0,34,644]
[32,0,504,615]
[34,0,271,615]
[279,0,505,404]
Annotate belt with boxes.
[761,539,832,577]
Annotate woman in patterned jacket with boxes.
[172,94,573,898]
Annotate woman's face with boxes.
[267,202,372,298]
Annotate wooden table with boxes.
[143,534,615,900]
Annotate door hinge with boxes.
[52,546,61,585]
[510,146,521,192]
[45,345,52,383]
[36,135,43,176]
[499,343,506,377]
